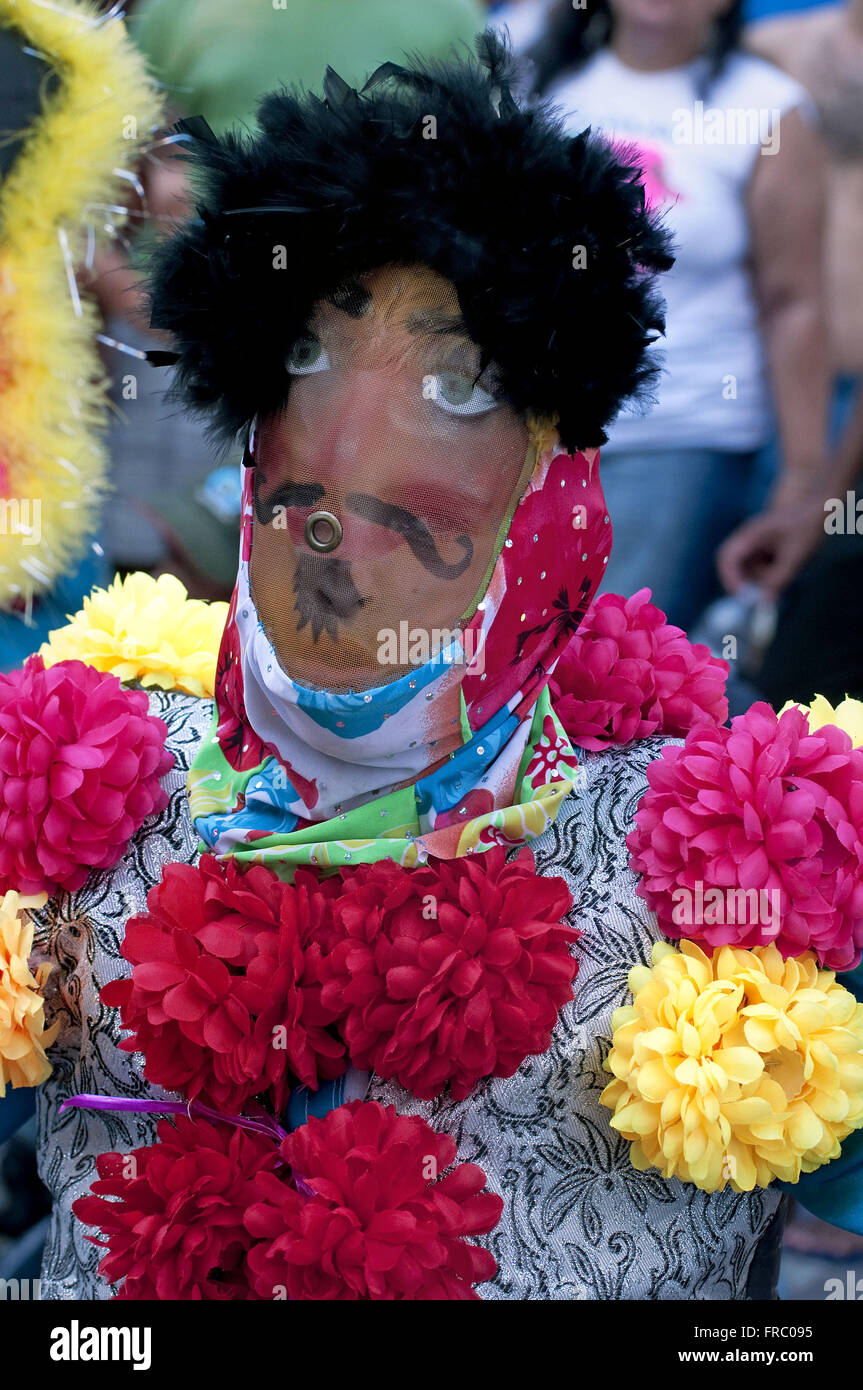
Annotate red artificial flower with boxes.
[628,703,863,970]
[246,1100,502,1300]
[73,1116,281,1300]
[550,588,728,751]
[318,847,578,1100]
[0,657,173,896]
[102,856,346,1113]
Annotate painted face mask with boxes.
[163,38,671,874]
[249,264,532,695]
[188,275,612,868]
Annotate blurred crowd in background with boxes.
[2,0,863,1300]
[7,0,863,705]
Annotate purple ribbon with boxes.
[60,1093,288,1142]
[60,1093,320,1198]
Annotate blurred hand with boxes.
[716,498,826,599]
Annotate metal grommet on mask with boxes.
[304,510,343,553]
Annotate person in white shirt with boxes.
[523,0,830,632]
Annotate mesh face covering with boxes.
[249,265,532,696]
[188,264,613,872]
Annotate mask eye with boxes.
[426,370,499,418]
[286,335,330,375]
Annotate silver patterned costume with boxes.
[30,689,782,1300]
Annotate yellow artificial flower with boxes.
[41,572,228,698]
[0,890,58,1095]
[600,939,863,1193]
[780,694,863,749]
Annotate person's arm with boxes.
[825,383,863,495]
[751,107,829,509]
[744,16,803,75]
[717,106,831,596]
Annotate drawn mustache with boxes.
[255,479,473,580]
[344,493,473,580]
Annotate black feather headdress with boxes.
[149,32,674,452]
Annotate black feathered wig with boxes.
[149,33,674,454]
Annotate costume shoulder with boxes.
[537,732,680,891]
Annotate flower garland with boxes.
[245,1102,502,1301]
[316,851,577,1099]
[101,856,348,1115]
[5,578,863,1295]
[72,1101,503,1301]
[783,694,863,748]
[0,649,177,1113]
[103,846,577,1109]
[76,808,574,1297]
[627,702,863,970]
[617,700,863,1188]
[550,588,728,750]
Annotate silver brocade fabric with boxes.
[29,690,782,1300]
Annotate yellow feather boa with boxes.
[0,0,162,608]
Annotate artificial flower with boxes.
[550,588,728,750]
[601,939,863,1192]
[781,694,863,749]
[628,703,863,971]
[0,657,173,897]
[0,889,58,1094]
[318,847,577,1100]
[102,856,346,1113]
[246,1100,502,1300]
[73,1116,280,1299]
[41,571,227,698]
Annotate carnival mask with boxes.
[249,264,532,693]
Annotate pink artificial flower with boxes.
[628,703,863,970]
[0,657,173,896]
[550,588,728,750]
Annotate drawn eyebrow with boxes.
[323,279,372,318]
[254,477,324,525]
